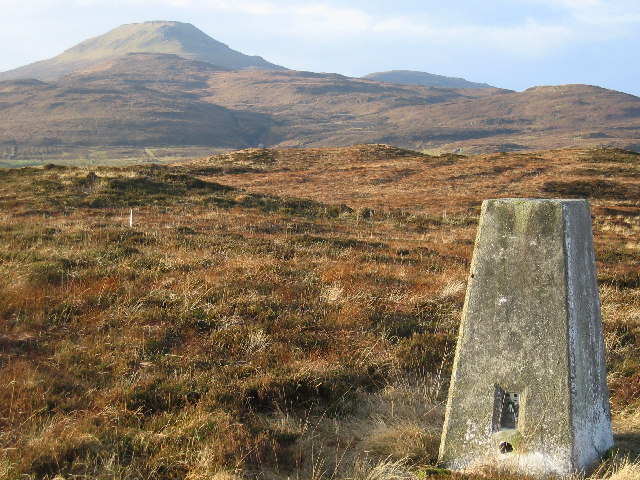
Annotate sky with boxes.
[1,0,639,96]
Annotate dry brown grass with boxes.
[0,145,638,479]
[188,146,640,215]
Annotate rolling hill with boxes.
[363,70,494,89]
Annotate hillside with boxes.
[0,21,639,161]
[0,21,285,81]
[0,145,638,479]
[363,70,494,89]
[1,53,639,161]
[0,54,277,151]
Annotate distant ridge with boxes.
[0,21,285,81]
[0,22,639,157]
[363,70,495,89]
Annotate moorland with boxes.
[0,144,638,479]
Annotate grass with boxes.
[0,145,638,479]
[0,145,229,168]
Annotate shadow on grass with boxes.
[614,432,640,459]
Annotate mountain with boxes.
[0,21,285,81]
[0,57,508,151]
[363,70,494,89]
[0,54,276,150]
[0,23,639,159]
[1,52,639,156]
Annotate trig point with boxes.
[439,199,613,477]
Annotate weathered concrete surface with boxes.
[438,199,613,477]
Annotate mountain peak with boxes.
[0,21,285,81]
[64,21,227,58]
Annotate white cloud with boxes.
[367,17,574,57]
[3,0,639,59]
[289,4,371,34]
[70,0,281,12]
[193,2,573,57]
[188,0,637,53]
[527,0,640,26]
[6,0,640,32]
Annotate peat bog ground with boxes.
[0,145,638,479]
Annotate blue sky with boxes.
[1,0,639,95]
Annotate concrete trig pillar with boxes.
[439,199,613,477]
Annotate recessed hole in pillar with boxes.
[499,391,520,430]
[499,441,514,454]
